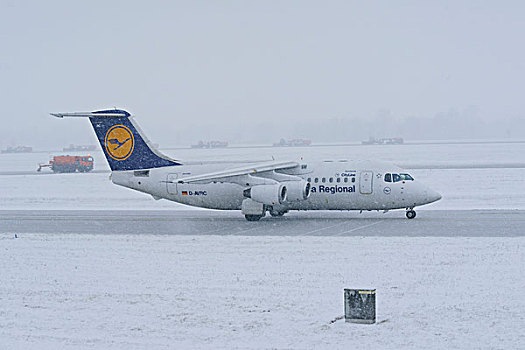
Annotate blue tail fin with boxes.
[52,109,181,171]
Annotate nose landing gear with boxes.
[406,209,416,219]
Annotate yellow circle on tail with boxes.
[104,125,135,161]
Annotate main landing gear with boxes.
[245,214,264,221]
[406,209,417,219]
[269,209,287,217]
[245,208,288,221]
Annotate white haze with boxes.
[1,1,525,149]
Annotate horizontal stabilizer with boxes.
[51,109,131,118]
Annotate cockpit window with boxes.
[400,173,414,181]
[387,173,414,182]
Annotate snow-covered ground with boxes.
[2,141,525,173]
[1,234,524,349]
[1,142,524,349]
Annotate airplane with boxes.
[51,109,442,221]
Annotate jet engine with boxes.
[244,184,287,205]
[284,180,311,201]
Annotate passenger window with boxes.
[322,177,326,183]
[336,178,341,183]
[352,177,355,183]
[384,173,391,182]
[344,177,348,183]
[314,178,319,183]
[329,178,333,183]
[307,178,311,183]
[392,174,401,182]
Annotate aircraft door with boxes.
[167,173,178,195]
[359,171,373,194]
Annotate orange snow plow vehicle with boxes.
[37,155,94,173]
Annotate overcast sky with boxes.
[1,0,524,148]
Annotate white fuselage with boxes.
[111,159,441,212]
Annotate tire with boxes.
[406,210,416,219]
[245,215,263,221]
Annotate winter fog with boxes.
[1,1,525,149]
[2,2,525,349]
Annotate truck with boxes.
[191,140,228,148]
[37,155,94,173]
[273,138,312,147]
[63,144,97,152]
[1,146,33,153]
[361,137,404,145]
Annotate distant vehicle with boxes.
[362,137,404,145]
[273,138,312,147]
[37,155,94,173]
[191,140,228,149]
[63,144,97,152]
[53,108,441,221]
[1,146,33,153]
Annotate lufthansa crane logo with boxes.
[104,125,135,161]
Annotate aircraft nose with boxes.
[426,189,442,203]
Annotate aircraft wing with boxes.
[176,160,299,184]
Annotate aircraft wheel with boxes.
[245,215,263,221]
[406,210,416,219]
[269,210,285,217]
